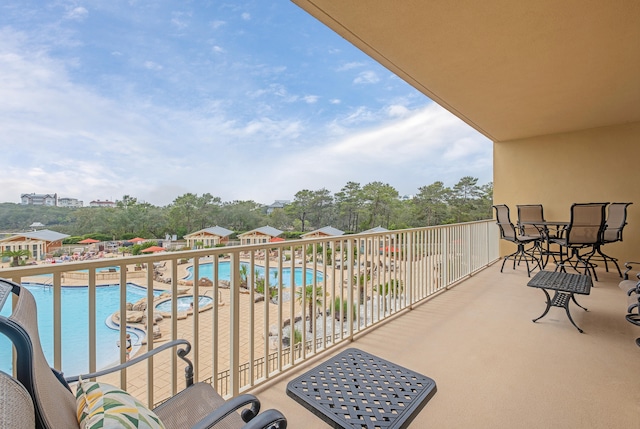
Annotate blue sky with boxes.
[0,1,492,207]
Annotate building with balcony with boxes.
[291,0,640,265]
[1,3,639,428]
[20,193,57,206]
[57,197,83,208]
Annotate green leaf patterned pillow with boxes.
[76,378,166,429]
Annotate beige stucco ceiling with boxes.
[292,0,640,142]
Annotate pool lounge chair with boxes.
[0,277,287,429]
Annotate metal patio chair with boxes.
[587,202,632,277]
[550,202,608,281]
[493,204,542,277]
[517,204,566,268]
[0,278,287,429]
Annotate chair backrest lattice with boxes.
[517,204,545,238]
[565,203,608,245]
[493,204,518,242]
[0,371,35,429]
[603,202,632,243]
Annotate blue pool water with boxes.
[155,295,213,312]
[186,261,323,287]
[0,283,162,376]
[35,266,120,276]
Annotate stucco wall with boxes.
[493,121,640,264]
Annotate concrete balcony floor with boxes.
[251,263,640,428]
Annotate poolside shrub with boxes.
[375,279,404,295]
[328,297,357,321]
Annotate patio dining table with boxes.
[520,220,568,268]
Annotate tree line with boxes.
[0,176,492,240]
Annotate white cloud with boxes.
[143,60,162,70]
[0,9,492,207]
[241,12,251,20]
[354,70,380,84]
[262,104,492,198]
[65,7,88,21]
[171,11,192,30]
[387,104,410,118]
[337,61,365,71]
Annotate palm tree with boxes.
[296,285,324,333]
[1,249,31,267]
[238,264,249,288]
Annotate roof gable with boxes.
[238,225,283,238]
[0,229,69,243]
[302,226,345,237]
[185,225,233,238]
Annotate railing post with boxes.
[442,228,449,288]
[88,268,96,376]
[347,239,354,340]
[53,272,62,370]
[467,224,472,276]
[230,253,240,397]
[147,258,156,406]
[407,232,413,308]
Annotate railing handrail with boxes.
[1,220,499,404]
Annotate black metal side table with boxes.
[286,348,437,429]
[527,270,592,333]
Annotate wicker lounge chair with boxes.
[0,370,35,429]
[0,278,287,429]
[493,204,542,277]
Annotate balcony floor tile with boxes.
[250,263,640,428]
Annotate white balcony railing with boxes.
[0,221,498,406]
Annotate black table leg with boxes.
[570,294,588,311]
[558,292,584,333]
[532,289,585,333]
[532,288,552,323]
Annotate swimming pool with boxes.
[155,295,213,312]
[185,261,324,287]
[0,283,162,376]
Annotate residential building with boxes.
[89,200,116,208]
[20,193,57,206]
[184,226,234,248]
[0,229,69,261]
[265,200,290,215]
[57,197,83,208]
[300,226,344,239]
[238,226,283,245]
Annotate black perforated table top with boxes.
[286,348,437,429]
[527,270,592,295]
